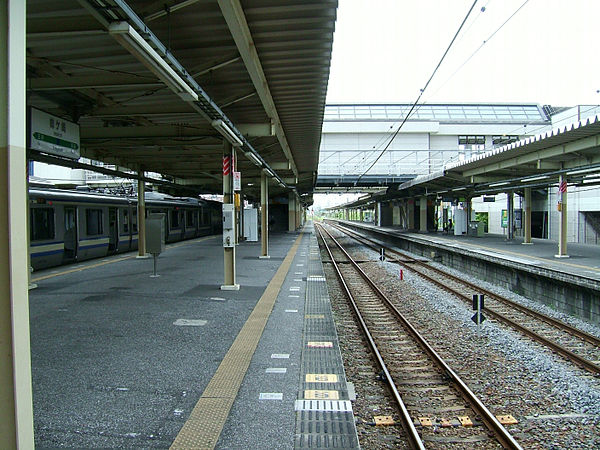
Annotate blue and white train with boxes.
[29,188,222,270]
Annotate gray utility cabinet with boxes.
[146,213,166,254]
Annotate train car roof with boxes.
[29,188,213,207]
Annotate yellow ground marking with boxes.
[307,341,333,348]
[170,232,305,449]
[31,235,218,282]
[305,374,338,383]
[431,235,600,273]
[304,390,339,400]
[305,314,325,319]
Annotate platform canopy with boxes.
[26,0,337,200]
[391,114,600,198]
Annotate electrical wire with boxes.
[356,0,479,183]
[423,0,531,103]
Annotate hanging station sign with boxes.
[29,108,80,159]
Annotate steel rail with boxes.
[327,221,600,375]
[331,221,600,347]
[315,224,425,450]
[316,223,523,450]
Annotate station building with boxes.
[320,103,600,245]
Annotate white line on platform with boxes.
[285,309,298,313]
[266,368,287,374]
[271,353,290,359]
[259,393,283,400]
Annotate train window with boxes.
[132,211,138,232]
[186,210,194,227]
[86,209,104,235]
[170,209,180,228]
[123,209,129,232]
[30,208,55,241]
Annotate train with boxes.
[29,188,222,270]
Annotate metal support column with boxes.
[507,191,514,240]
[137,172,148,258]
[288,191,296,231]
[556,175,569,258]
[419,196,427,232]
[407,200,415,230]
[221,141,239,289]
[523,187,532,245]
[260,171,270,258]
[0,1,35,446]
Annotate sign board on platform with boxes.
[233,171,241,191]
[29,108,80,159]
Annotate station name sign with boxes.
[29,108,80,160]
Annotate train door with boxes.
[108,207,118,253]
[63,206,77,261]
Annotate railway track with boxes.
[315,222,522,450]
[325,220,600,375]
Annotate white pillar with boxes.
[523,187,532,245]
[419,196,427,232]
[507,192,514,240]
[221,142,238,288]
[556,175,569,257]
[137,173,147,258]
[0,1,35,446]
[260,171,269,258]
[288,191,296,231]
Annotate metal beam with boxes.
[27,74,162,90]
[218,0,298,178]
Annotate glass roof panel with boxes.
[323,104,546,121]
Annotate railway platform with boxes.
[29,223,358,448]
[332,219,600,324]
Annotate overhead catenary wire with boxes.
[356,0,480,183]
[423,0,531,104]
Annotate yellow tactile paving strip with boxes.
[170,232,304,449]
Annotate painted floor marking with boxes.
[271,353,290,359]
[289,295,300,298]
[285,309,298,313]
[307,341,333,348]
[289,286,300,291]
[173,319,207,326]
[266,368,287,374]
[304,390,339,400]
[294,400,352,412]
[295,272,303,275]
[259,393,283,400]
[306,374,338,383]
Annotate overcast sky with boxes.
[326,0,600,107]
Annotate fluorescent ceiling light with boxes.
[211,120,243,147]
[244,151,262,167]
[567,167,600,176]
[521,175,549,182]
[263,167,274,178]
[452,187,466,191]
[108,22,198,102]
[489,181,509,187]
